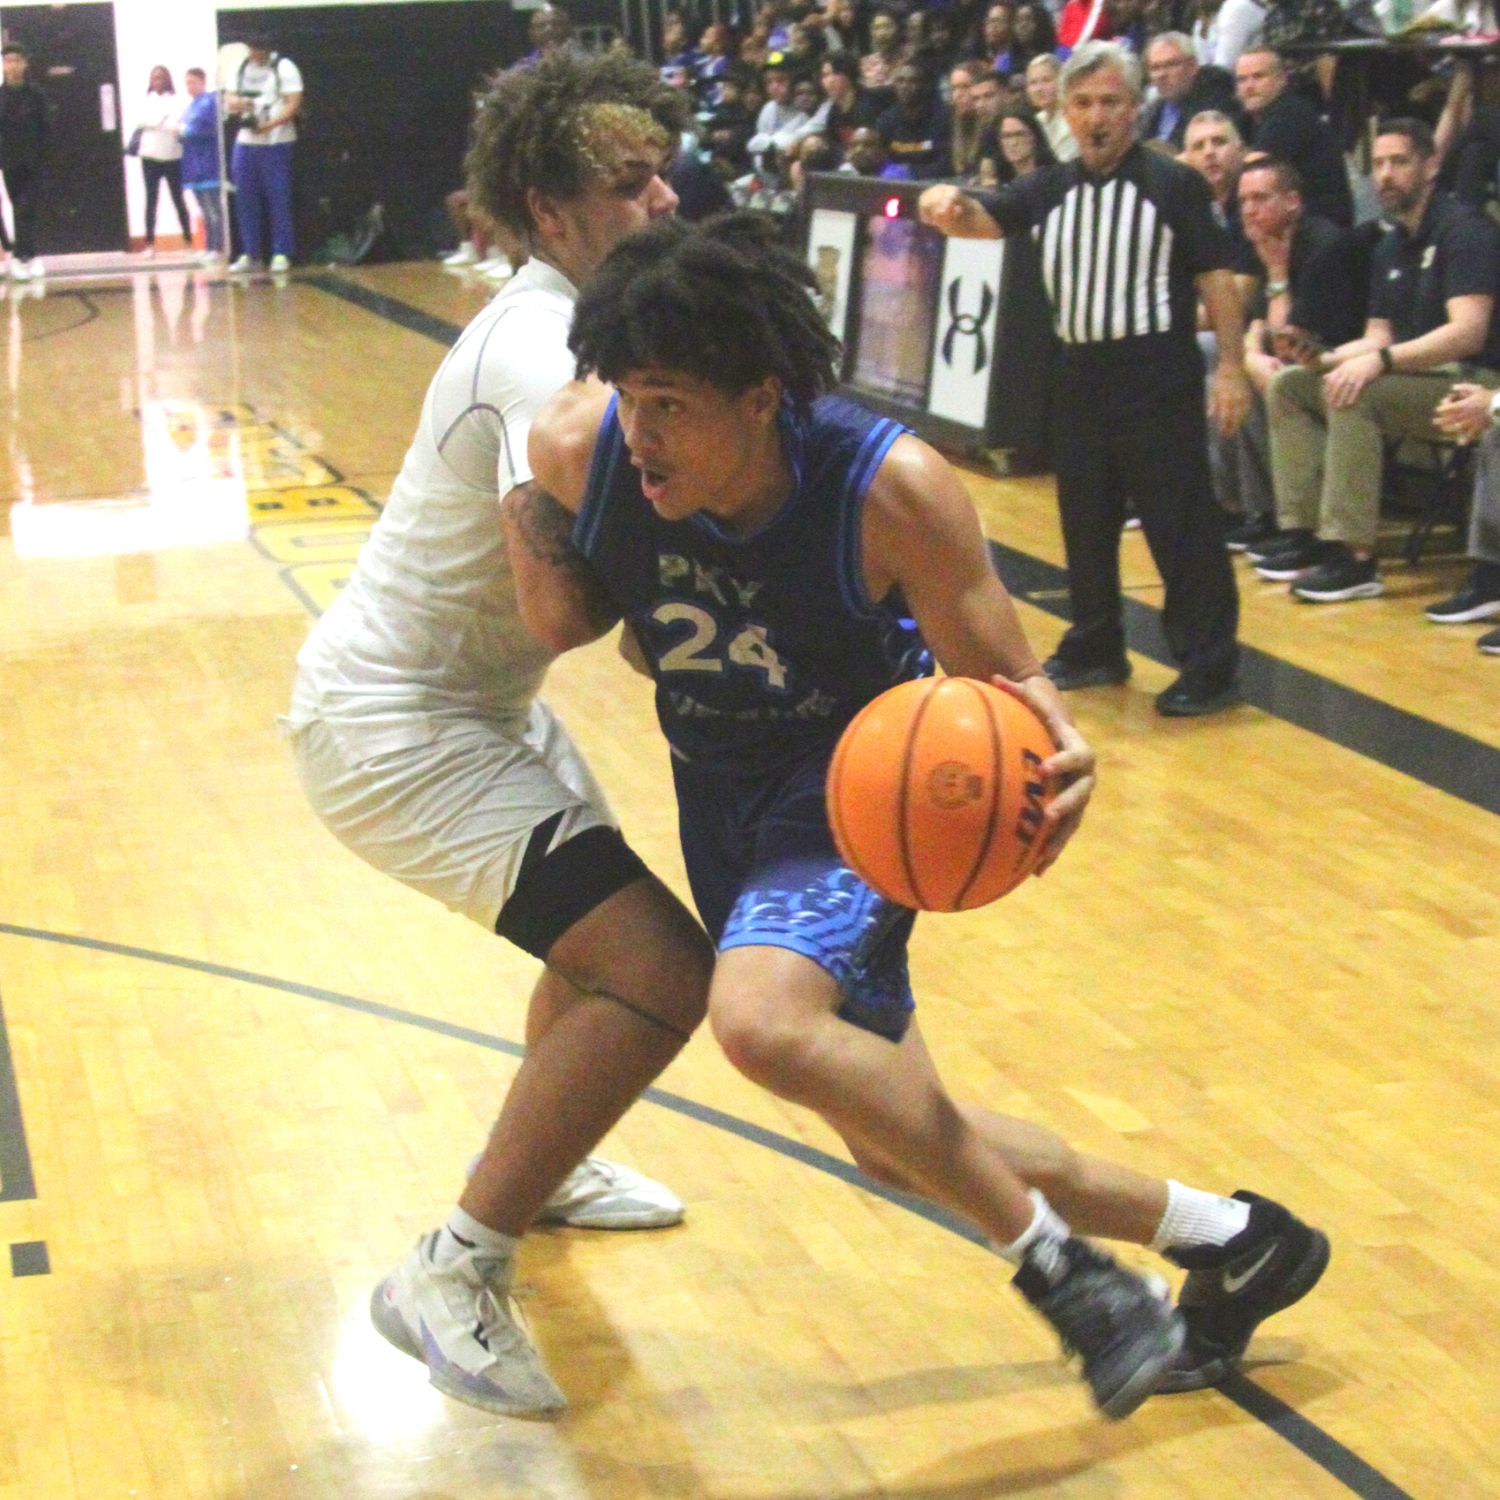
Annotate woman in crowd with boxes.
[1010,5,1060,75]
[980,105,1057,185]
[137,65,192,256]
[1025,54,1079,160]
[861,7,905,89]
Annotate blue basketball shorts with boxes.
[671,747,917,1042]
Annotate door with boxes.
[0,3,127,253]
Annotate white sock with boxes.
[992,1189,1072,1264]
[1150,1181,1251,1253]
[431,1206,518,1270]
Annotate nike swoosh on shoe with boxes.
[1221,1242,1280,1295]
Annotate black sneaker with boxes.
[1155,673,1243,717]
[1225,514,1279,553]
[1156,1191,1330,1394]
[1425,577,1500,624]
[1014,1237,1184,1419]
[1253,538,1337,581]
[1043,653,1132,691]
[1246,527,1314,564]
[1291,548,1383,603]
[1480,625,1500,655]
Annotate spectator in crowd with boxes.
[784,20,828,74]
[659,11,699,81]
[1258,120,1500,602]
[1057,0,1116,54]
[747,53,806,172]
[137,66,192,257]
[226,32,303,274]
[694,22,734,109]
[1180,109,1244,242]
[1010,6,1061,77]
[983,4,1019,73]
[843,123,911,178]
[1223,157,1367,550]
[180,68,225,265]
[1429,381,1500,653]
[0,43,47,281]
[1234,47,1353,226]
[805,53,888,153]
[1141,32,1243,150]
[877,60,952,178]
[921,41,1250,717]
[523,4,575,64]
[949,61,991,179]
[980,106,1058,186]
[818,0,864,58]
[910,8,963,77]
[1193,0,1266,72]
[704,66,757,176]
[1026,55,1080,160]
[1107,0,1151,54]
[862,7,906,90]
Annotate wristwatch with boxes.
[1265,279,1289,296]
[1378,347,1395,373]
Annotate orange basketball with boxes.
[826,677,1057,912]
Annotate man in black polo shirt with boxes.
[1234,48,1353,229]
[920,41,1250,717]
[1258,119,1500,603]
[1222,157,1368,551]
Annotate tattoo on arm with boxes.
[509,482,619,636]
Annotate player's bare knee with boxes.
[708,985,806,1092]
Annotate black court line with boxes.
[9,1241,49,1277]
[0,921,1412,1500]
[0,985,36,1203]
[308,271,1499,821]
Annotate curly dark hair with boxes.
[569,212,842,412]
[466,51,688,237]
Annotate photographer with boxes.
[225,32,302,274]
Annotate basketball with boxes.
[827,677,1057,912]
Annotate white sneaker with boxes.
[228,255,256,274]
[269,254,291,273]
[532,1157,685,1230]
[9,259,31,282]
[443,243,479,266]
[483,259,515,283]
[370,1234,566,1419]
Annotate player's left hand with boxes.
[994,672,1095,875]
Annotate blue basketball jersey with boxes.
[573,395,933,773]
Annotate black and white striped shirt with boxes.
[979,146,1231,349]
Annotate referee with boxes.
[921,41,1250,717]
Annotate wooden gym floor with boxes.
[0,265,1496,1500]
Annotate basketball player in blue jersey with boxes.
[512,213,1330,1413]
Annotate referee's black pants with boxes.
[1050,349,1240,686]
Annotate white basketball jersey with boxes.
[291,259,580,754]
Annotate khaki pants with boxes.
[1266,363,1500,550]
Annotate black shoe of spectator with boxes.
[1224,514,1278,553]
[1480,625,1500,655]
[1253,538,1337,581]
[1425,575,1500,624]
[1043,653,1131,690]
[1245,527,1314,564]
[1154,673,1243,717]
[1291,547,1384,603]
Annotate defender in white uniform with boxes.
[285,53,711,1419]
